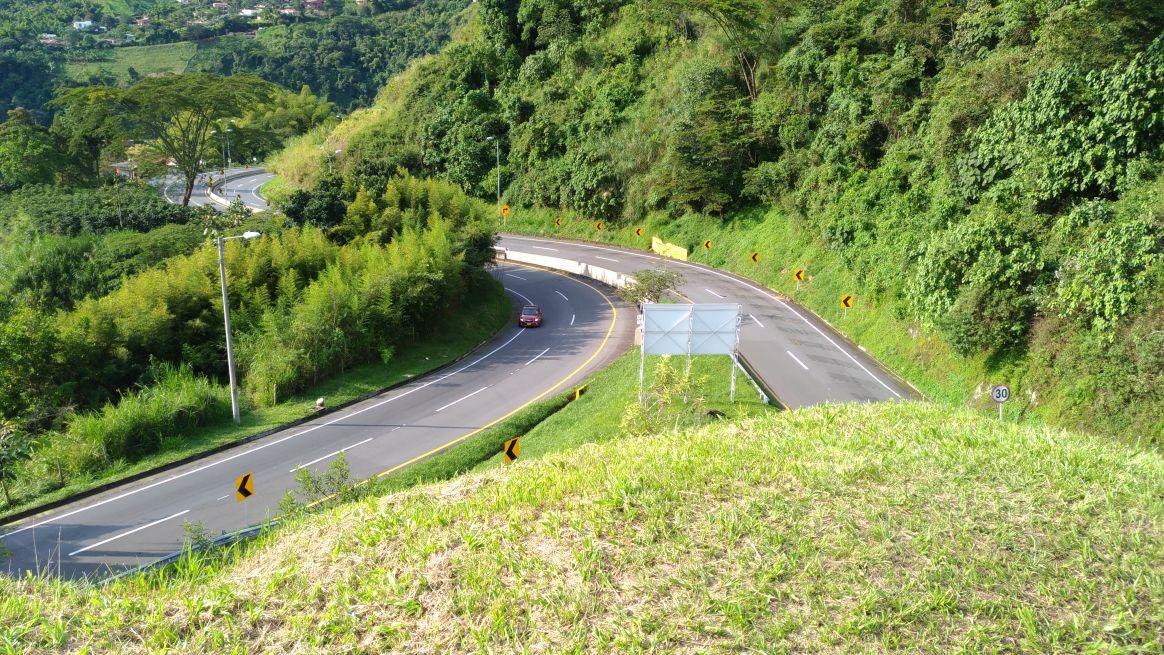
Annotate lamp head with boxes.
[242,231,261,240]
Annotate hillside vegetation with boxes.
[271,0,1164,440]
[1,399,1159,652]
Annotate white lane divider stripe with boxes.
[525,348,550,366]
[750,314,765,328]
[595,256,619,262]
[704,288,726,299]
[216,495,229,501]
[570,314,575,326]
[435,386,489,413]
[786,350,809,371]
[68,510,190,557]
[290,437,374,473]
[1,328,527,539]
[555,290,569,301]
[506,273,528,281]
[532,246,559,251]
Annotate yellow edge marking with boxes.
[304,262,619,508]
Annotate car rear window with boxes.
[522,306,539,313]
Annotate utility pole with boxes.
[216,231,262,424]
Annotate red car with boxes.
[519,305,543,327]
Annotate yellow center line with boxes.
[305,261,620,507]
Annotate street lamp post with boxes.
[216,231,262,424]
[486,136,500,215]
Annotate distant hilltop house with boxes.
[303,0,324,11]
[135,16,151,26]
[72,20,94,31]
[38,33,63,46]
[279,7,297,15]
[124,33,137,43]
[239,8,259,17]
[211,2,229,9]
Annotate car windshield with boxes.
[522,306,539,314]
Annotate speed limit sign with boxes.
[990,384,1010,419]
[990,385,1010,403]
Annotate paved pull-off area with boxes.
[1,263,632,578]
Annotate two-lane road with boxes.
[498,235,917,408]
[157,168,273,211]
[1,263,632,578]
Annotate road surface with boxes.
[497,234,917,408]
[157,168,273,211]
[0,263,632,579]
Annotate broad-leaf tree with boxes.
[103,74,275,205]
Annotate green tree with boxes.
[618,269,686,305]
[50,85,126,181]
[83,74,275,205]
[0,108,60,191]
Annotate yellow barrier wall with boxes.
[650,236,689,261]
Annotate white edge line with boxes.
[786,350,810,371]
[290,437,374,473]
[570,314,575,326]
[1,328,527,539]
[704,288,726,299]
[525,348,550,366]
[434,386,490,413]
[595,256,619,262]
[503,235,903,398]
[505,273,528,281]
[555,290,569,301]
[68,510,190,557]
[532,246,559,251]
[750,314,765,329]
[507,286,534,305]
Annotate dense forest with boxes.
[0,0,470,120]
[273,0,1164,439]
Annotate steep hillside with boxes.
[2,401,1159,652]
[270,0,1164,440]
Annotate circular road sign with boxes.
[990,384,1010,404]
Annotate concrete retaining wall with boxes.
[497,248,636,289]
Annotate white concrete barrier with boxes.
[496,247,636,289]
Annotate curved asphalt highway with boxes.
[497,234,917,408]
[158,168,273,211]
[1,263,632,578]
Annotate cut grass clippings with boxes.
[1,400,1159,653]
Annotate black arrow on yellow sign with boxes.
[503,437,520,465]
[841,294,854,309]
[634,227,644,237]
[235,472,254,502]
[750,252,759,263]
[793,268,806,282]
[703,239,713,250]
[554,217,562,226]
[595,221,604,231]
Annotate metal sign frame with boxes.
[640,303,742,403]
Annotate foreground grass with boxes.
[0,277,511,521]
[2,397,1160,652]
[65,42,197,83]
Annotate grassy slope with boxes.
[65,42,197,83]
[2,396,1159,652]
[0,274,512,520]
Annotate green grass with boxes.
[1,397,1159,652]
[65,42,197,83]
[0,277,512,521]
